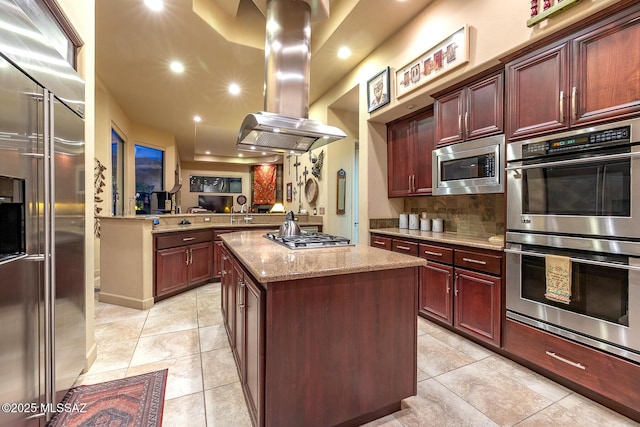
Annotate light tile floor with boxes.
[82,282,639,427]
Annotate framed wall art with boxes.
[395,25,469,98]
[367,67,390,113]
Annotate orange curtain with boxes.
[253,165,277,204]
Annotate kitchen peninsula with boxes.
[220,230,426,427]
[98,213,322,309]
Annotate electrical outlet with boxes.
[319,207,325,215]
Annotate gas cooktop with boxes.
[264,232,351,249]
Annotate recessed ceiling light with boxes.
[144,0,163,12]
[238,153,244,157]
[337,47,351,59]
[229,83,240,95]
[262,152,266,155]
[205,150,210,155]
[193,115,201,122]
[170,61,184,73]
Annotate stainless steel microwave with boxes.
[432,134,505,195]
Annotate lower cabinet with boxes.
[223,249,264,426]
[155,229,213,298]
[372,233,503,347]
[505,319,640,422]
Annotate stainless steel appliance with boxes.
[0,2,85,426]
[265,232,351,249]
[505,118,640,364]
[432,134,505,195]
[236,0,346,154]
[505,233,640,363]
[506,118,640,238]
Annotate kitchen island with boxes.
[220,230,426,427]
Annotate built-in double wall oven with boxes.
[505,118,640,363]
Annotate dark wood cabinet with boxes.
[155,229,213,298]
[220,245,234,339]
[505,319,640,422]
[222,250,265,426]
[241,273,263,427]
[454,268,501,346]
[434,71,504,145]
[387,107,435,197]
[506,4,640,140]
[371,232,503,347]
[420,261,453,324]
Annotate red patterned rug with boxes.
[46,369,167,427]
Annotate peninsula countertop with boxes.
[221,230,426,284]
[370,228,505,251]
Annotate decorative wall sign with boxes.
[395,25,469,99]
[528,0,581,27]
[367,67,391,113]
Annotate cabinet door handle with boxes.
[238,280,246,308]
[408,175,412,192]
[185,250,189,266]
[454,272,458,296]
[545,351,586,370]
[462,257,487,265]
[182,237,195,242]
[464,111,469,136]
[373,240,387,246]
[412,175,416,192]
[396,245,412,251]
[189,248,193,264]
[571,86,577,121]
[458,114,462,136]
[423,250,443,257]
[559,90,564,122]
[446,272,450,293]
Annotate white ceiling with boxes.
[96,0,434,164]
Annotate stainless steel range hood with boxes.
[237,0,346,154]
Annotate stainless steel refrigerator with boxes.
[0,1,86,425]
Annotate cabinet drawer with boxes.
[156,229,212,250]
[419,243,453,264]
[454,249,501,275]
[392,239,419,256]
[505,319,640,413]
[370,235,392,251]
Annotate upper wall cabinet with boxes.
[434,70,504,146]
[387,107,435,197]
[505,3,640,141]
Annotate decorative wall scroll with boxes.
[528,0,581,27]
[252,164,277,205]
[395,25,469,99]
[189,175,242,193]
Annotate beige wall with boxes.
[309,0,622,244]
[56,0,97,371]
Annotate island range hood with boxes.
[237,0,346,154]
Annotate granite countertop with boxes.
[221,230,426,285]
[370,228,505,251]
[151,222,282,234]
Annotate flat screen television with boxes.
[197,195,233,213]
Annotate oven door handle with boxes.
[505,151,640,171]
[504,248,640,271]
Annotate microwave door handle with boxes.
[505,151,640,171]
[504,248,640,271]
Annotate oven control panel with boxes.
[522,126,630,158]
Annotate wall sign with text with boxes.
[395,25,469,98]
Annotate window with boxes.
[134,145,164,214]
[111,130,124,215]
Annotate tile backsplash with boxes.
[370,194,505,237]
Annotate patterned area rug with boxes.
[46,369,167,427]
